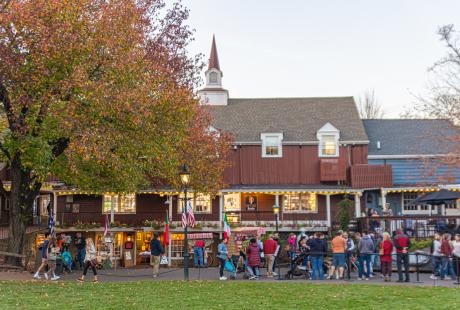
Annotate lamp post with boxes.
[179,164,191,281]
[273,204,279,232]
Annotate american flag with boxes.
[187,200,195,227]
[48,203,55,237]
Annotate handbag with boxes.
[160,255,168,265]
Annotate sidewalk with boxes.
[4,267,460,287]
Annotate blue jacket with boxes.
[307,238,327,257]
[150,238,164,256]
[217,242,228,260]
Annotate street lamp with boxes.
[273,204,279,232]
[179,164,191,281]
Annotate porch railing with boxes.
[357,215,460,240]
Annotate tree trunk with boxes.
[6,158,41,266]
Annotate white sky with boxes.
[181,0,460,117]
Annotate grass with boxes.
[0,280,459,310]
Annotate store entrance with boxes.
[136,231,153,264]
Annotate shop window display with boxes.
[103,194,136,214]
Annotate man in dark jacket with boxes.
[307,232,327,280]
[150,233,164,278]
[393,229,411,282]
[74,232,86,270]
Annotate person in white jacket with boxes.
[78,238,98,283]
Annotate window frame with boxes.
[282,193,318,214]
[102,194,136,214]
[401,192,436,214]
[261,133,283,158]
[177,193,212,214]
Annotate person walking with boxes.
[247,238,262,280]
[307,232,327,280]
[77,238,98,283]
[452,234,460,278]
[358,231,374,280]
[74,232,86,270]
[264,235,277,278]
[393,229,411,282]
[328,231,346,279]
[47,238,60,281]
[217,238,229,280]
[430,233,443,280]
[33,233,50,280]
[150,233,164,278]
[379,232,394,282]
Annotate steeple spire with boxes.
[208,35,220,70]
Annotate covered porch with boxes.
[220,186,364,231]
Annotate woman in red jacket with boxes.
[246,238,261,280]
[380,232,394,282]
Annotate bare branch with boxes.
[357,89,385,119]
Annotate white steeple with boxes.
[198,35,228,105]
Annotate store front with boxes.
[170,232,218,266]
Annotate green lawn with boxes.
[1,281,459,310]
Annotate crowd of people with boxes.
[215,228,460,282]
[33,232,99,283]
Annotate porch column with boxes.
[168,195,173,267]
[354,193,361,218]
[219,194,224,239]
[110,199,115,224]
[326,194,331,228]
[380,188,387,212]
[53,193,58,225]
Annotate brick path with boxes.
[3,267,460,287]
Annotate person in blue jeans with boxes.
[193,239,205,268]
[307,232,327,280]
[358,231,374,280]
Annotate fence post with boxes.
[415,252,422,283]
[346,252,351,281]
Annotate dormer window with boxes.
[317,123,340,157]
[261,133,283,158]
[321,135,338,156]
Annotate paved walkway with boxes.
[3,267,460,287]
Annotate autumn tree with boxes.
[402,24,460,182]
[0,0,231,263]
[357,89,384,119]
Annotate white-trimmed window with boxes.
[282,193,318,213]
[103,194,136,214]
[317,123,340,157]
[209,71,218,84]
[261,133,283,158]
[402,192,436,214]
[177,193,212,214]
[320,135,338,156]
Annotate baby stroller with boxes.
[61,250,73,273]
[224,255,239,280]
[285,252,311,280]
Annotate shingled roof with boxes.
[205,97,368,143]
[363,119,459,156]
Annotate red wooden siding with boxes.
[350,165,393,188]
[57,194,221,227]
[224,145,368,185]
